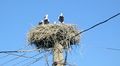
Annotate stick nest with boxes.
[27,24,80,49]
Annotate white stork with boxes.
[43,14,49,24]
[58,13,64,23]
[38,20,44,25]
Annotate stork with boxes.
[38,20,44,25]
[43,14,49,24]
[58,13,64,23]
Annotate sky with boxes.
[0,0,120,66]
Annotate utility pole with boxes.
[53,43,64,66]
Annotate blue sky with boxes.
[0,0,120,66]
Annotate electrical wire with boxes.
[73,13,120,37]
[23,52,51,66]
[107,48,120,51]
[0,53,25,66]
[12,53,41,66]
[13,50,46,66]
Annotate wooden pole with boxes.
[53,43,64,66]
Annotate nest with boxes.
[27,24,80,49]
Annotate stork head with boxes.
[44,14,48,19]
[60,13,63,16]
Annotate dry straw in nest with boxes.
[27,24,80,49]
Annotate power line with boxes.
[0,53,25,66]
[0,50,47,66]
[23,52,51,66]
[73,13,120,37]
[107,48,120,51]
[6,53,37,59]
[0,48,44,53]
[12,53,41,66]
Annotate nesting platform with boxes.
[27,24,80,49]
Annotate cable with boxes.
[0,46,30,66]
[73,13,120,37]
[0,53,25,66]
[0,48,51,54]
[107,48,120,51]
[12,53,41,66]
[0,48,42,53]
[0,45,29,53]
[15,50,46,66]
[6,53,37,59]
[23,52,51,66]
